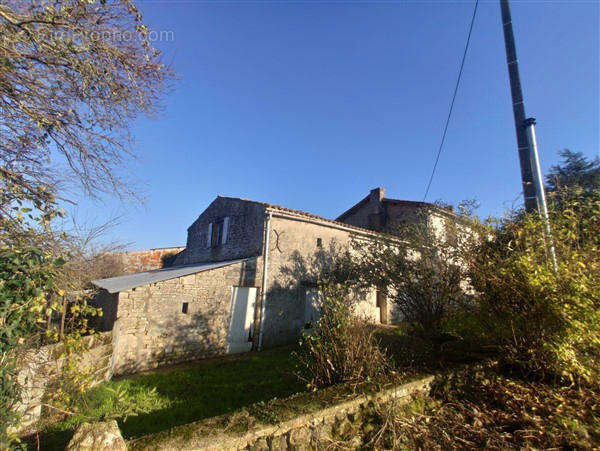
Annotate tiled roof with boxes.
[383,198,457,216]
[218,196,382,236]
[336,196,456,221]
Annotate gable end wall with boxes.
[176,198,266,265]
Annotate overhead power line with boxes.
[423,0,479,201]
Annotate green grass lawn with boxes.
[29,346,305,450]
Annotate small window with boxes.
[211,220,224,247]
[316,238,322,248]
[182,302,189,314]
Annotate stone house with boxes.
[93,188,458,375]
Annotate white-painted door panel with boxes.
[227,287,256,354]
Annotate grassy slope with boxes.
[29,347,305,450]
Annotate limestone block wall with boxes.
[383,202,429,233]
[338,203,380,230]
[13,333,112,433]
[261,215,385,348]
[112,258,261,375]
[176,197,266,265]
[235,376,434,451]
[336,189,385,231]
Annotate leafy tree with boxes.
[347,213,478,340]
[0,245,58,441]
[546,149,600,193]
[0,0,171,441]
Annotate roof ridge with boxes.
[218,195,380,235]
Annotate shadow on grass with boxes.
[118,349,303,437]
[28,347,304,450]
[375,324,490,373]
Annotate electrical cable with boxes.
[423,0,479,201]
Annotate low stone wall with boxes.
[131,375,434,450]
[14,332,113,433]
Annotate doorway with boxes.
[376,289,388,324]
[227,287,257,353]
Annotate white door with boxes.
[304,288,321,329]
[227,287,257,354]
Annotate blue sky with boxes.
[73,0,599,250]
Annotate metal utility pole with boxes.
[500,0,557,270]
[499,0,538,213]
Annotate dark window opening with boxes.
[182,302,189,314]
[211,220,224,247]
[316,238,322,248]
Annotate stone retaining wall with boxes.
[132,375,434,450]
[14,332,113,433]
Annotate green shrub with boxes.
[468,188,600,382]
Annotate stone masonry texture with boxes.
[128,375,435,450]
[175,197,266,265]
[67,420,127,451]
[96,190,468,375]
[111,258,260,375]
[261,214,383,349]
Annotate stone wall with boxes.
[111,258,261,375]
[118,247,184,274]
[336,188,458,237]
[14,333,112,433]
[129,375,435,450]
[261,214,383,349]
[175,197,266,265]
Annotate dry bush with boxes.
[52,216,128,292]
[366,368,599,449]
[294,286,390,391]
[330,366,600,450]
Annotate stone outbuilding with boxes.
[93,188,458,375]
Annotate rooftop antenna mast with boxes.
[500,0,557,269]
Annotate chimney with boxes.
[369,187,385,203]
[368,187,386,231]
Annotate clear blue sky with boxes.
[73,0,599,250]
